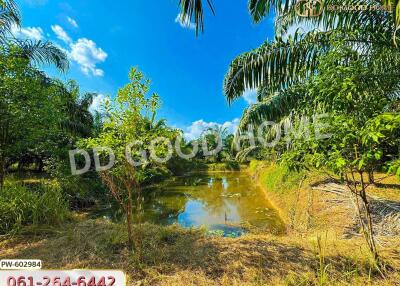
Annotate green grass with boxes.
[249,160,305,194]
[204,161,241,172]
[0,181,69,234]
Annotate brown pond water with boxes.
[95,172,285,237]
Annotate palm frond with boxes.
[10,39,69,71]
[238,86,307,132]
[275,0,393,37]
[223,31,331,102]
[383,0,400,25]
[0,0,20,36]
[179,0,215,36]
[223,27,398,103]
[79,93,95,110]
[248,0,298,23]
[235,146,260,162]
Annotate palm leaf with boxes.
[276,0,393,36]
[10,39,69,71]
[248,0,298,23]
[223,27,398,103]
[0,0,20,35]
[238,85,308,131]
[179,0,215,36]
[383,0,400,25]
[223,31,331,102]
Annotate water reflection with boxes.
[95,172,285,237]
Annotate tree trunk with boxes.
[347,171,385,274]
[359,190,379,260]
[100,170,138,252]
[368,170,375,186]
[126,187,134,250]
[37,159,44,172]
[0,155,5,190]
[357,172,388,274]
[134,186,143,260]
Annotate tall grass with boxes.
[0,182,68,234]
[315,234,330,286]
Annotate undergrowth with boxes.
[0,181,68,234]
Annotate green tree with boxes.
[278,45,400,270]
[0,49,67,187]
[61,80,96,138]
[177,1,400,142]
[80,67,179,250]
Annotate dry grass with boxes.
[250,162,400,237]
[0,217,399,286]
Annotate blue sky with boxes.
[16,0,275,139]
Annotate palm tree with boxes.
[60,80,95,138]
[178,0,400,136]
[220,1,399,131]
[383,0,400,25]
[0,0,20,38]
[179,0,396,32]
[1,0,68,71]
[179,0,400,269]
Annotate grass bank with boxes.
[247,160,400,237]
[247,160,345,235]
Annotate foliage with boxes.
[80,67,181,249]
[206,161,240,171]
[81,67,180,183]
[194,126,234,163]
[0,49,96,189]
[383,0,400,27]
[0,49,61,185]
[0,1,68,70]
[0,181,68,234]
[272,45,400,268]
[363,113,400,178]
[0,47,97,210]
[280,44,400,177]
[178,0,215,36]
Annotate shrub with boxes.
[0,182,68,234]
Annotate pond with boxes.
[94,172,285,237]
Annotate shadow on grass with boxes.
[374,182,400,190]
[1,219,391,284]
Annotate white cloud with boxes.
[89,94,109,113]
[242,89,258,105]
[175,13,196,30]
[184,118,240,141]
[67,17,78,28]
[11,25,44,41]
[50,23,108,77]
[51,24,72,43]
[222,118,240,134]
[69,38,108,76]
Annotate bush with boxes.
[46,158,107,207]
[207,161,241,171]
[0,182,68,234]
